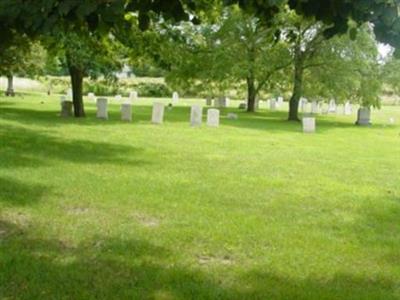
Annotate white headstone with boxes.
[207,109,220,127]
[190,105,203,127]
[328,99,337,113]
[344,101,352,115]
[152,102,165,124]
[311,101,319,114]
[172,92,179,104]
[96,98,108,119]
[303,117,316,133]
[226,97,231,107]
[121,103,132,122]
[67,88,73,99]
[88,93,95,101]
[300,98,308,112]
[129,91,138,101]
[270,99,277,111]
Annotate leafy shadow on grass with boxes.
[1,217,399,299]
[0,177,48,206]
[0,124,148,169]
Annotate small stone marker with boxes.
[88,92,95,101]
[152,102,165,124]
[300,98,308,112]
[227,113,238,120]
[270,99,277,111]
[277,97,284,107]
[121,103,132,122]
[303,117,316,133]
[207,109,220,127]
[190,105,203,127]
[172,92,179,104]
[61,101,73,117]
[356,107,371,126]
[96,98,108,119]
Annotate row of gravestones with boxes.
[61,97,221,127]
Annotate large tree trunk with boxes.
[5,74,14,96]
[246,76,257,112]
[68,64,85,117]
[288,52,304,122]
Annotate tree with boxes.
[0,35,46,96]
[158,7,292,112]
[44,30,123,117]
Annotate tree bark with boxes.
[246,75,257,112]
[288,51,304,122]
[5,74,14,96]
[68,64,85,117]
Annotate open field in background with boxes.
[1,93,400,299]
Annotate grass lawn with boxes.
[1,93,400,299]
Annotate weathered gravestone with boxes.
[152,102,165,124]
[60,100,73,117]
[96,98,108,119]
[227,113,238,120]
[269,99,277,111]
[344,101,352,115]
[311,101,319,114]
[121,103,132,122]
[88,92,95,101]
[356,107,371,126]
[238,102,247,110]
[207,109,220,127]
[328,99,337,113]
[172,92,179,104]
[206,97,213,106]
[129,91,138,102]
[303,117,316,133]
[190,105,203,127]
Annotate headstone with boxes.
[238,102,247,110]
[311,101,319,114]
[206,97,213,106]
[389,117,395,125]
[96,98,108,119]
[121,103,132,122]
[328,99,337,113]
[60,101,73,117]
[115,95,122,101]
[190,105,203,127]
[172,92,179,104]
[88,92,95,101]
[227,113,238,120]
[207,109,220,127]
[356,107,371,126]
[129,91,138,101]
[269,98,277,111]
[277,97,284,107]
[303,117,316,133]
[226,97,231,107]
[60,95,67,103]
[216,96,227,108]
[344,101,352,115]
[152,102,165,124]
[67,88,73,99]
[299,98,308,112]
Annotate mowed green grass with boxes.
[0,93,399,299]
